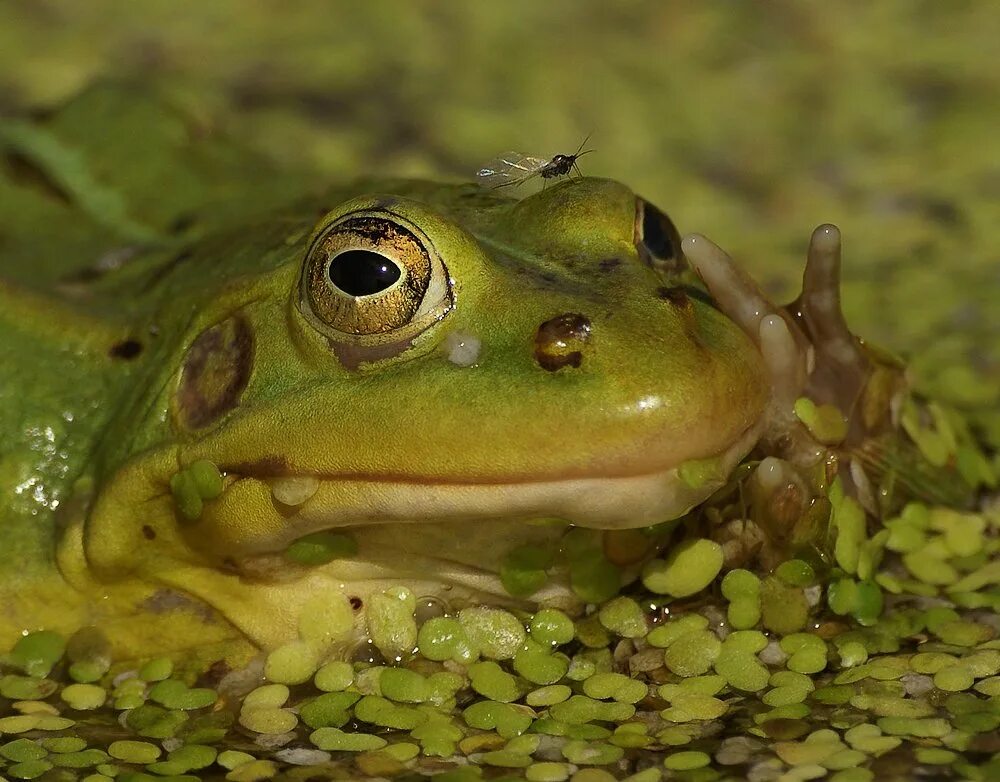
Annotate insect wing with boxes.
[476,152,548,188]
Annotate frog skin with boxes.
[0,87,966,663]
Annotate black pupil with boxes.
[641,201,680,260]
[327,250,401,296]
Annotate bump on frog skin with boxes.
[533,313,592,371]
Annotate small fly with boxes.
[476,135,593,190]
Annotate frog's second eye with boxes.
[635,198,683,271]
[301,212,452,341]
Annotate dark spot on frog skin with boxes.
[142,248,194,292]
[599,258,622,272]
[221,455,290,477]
[175,314,254,430]
[534,313,592,371]
[109,339,144,360]
[658,284,718,312]
[60,266,104,285]
[682,285,718,308]
[656,286,689,306]
[656,287,698,326]
[141,524,156,540]
[349,596,364,610]
[332,336,417,371]
[169,212,199,234]
[141,589,214,620]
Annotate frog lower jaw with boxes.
[191,417,764,563]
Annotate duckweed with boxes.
[658,685,728,722]
[10,631,65,678]
[284,531,358,566]
[59,682,106,710]
[663,750,710,770]
[721,569,762,629]
[663,629,721,677]
[463,700,532,738]
[526,761,573,781]
[760,576,810,634]
[459,606,526,660]
[379,667,432,703]
[263,641,320,685]
[500,544,552,597]
[597,596,647,638]
[561,739,624,765]
[368,587,419,658]
[0,494,996,781]
[313,660,353,691]
[147,678,217,710]
[299,691,359,728]
[582,672,647,704]
[108,740,161,764]
[569,551,622,604]
[641,538,723,597]
[526,684,571,707]
[549,695,634,724]
[355,694,424,729]
[468,661,524,702]
[417,616,477,663]
[238,706,298,734]
[0,739,47,762]
[137,657,172,682]
[530,608,576,646]
[309,727,386,751]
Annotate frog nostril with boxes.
[534,313,591,371]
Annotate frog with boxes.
[0,86,984,666]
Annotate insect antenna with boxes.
[569,132,594,178]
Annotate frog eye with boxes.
[300,211,452,340]
[635,198,683,270]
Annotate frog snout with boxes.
[533,313,592,371]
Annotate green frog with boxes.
[0,87,981,666]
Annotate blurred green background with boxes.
[2,0,998,421]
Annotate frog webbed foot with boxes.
[788,225,882,442]
[682,225,895,470]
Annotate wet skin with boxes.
[6,87,926,662]
[0,88,774,658]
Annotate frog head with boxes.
[62,178,769,650]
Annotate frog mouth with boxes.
[62,416,760,650]
[187,416,763,563]
[147,420,760,648]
